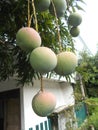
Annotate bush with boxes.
[77,98,98,130]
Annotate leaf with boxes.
[78,0,86,5]
[85,98,98,106]
[75,4,85,11]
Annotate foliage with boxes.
[0,0,84,85]
[63,98,98,130]
[87,113,98,130]
[64,106,77,130]
[76,50,98,97]
[77,98,98,130]
[75,50,98,129]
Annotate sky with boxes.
[74,0,98,55]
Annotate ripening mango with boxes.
[16,27,41,52]
[54,51,78,76]
[30,47,57,74]
[32,90,56,117]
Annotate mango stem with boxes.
[40,75,44,92]
[51,0,63,52]
[32,0,38,32]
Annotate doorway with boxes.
[0,89,20,130]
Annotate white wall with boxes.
[23,78,75,130]
[0,78,75,130]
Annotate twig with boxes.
[66,0,69,11]
[0,39,5,44]
[32,0,38,31]
[40,75,44,92]
[51,0,63,52]
[28,0,31,27]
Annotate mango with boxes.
[30,47,57,73]
[54,51,78,76]
[32,91,56,117]
[16,27,41,51]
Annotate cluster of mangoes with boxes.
[16,0,81,117]
[68,12,82,37]
[16,26,78,116]
[16,27,78,77]
[34,0,66,17]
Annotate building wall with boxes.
[0,78,20,92]
[23,78,75,130]
[0,78,75,130]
